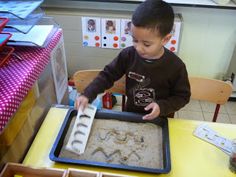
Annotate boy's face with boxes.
[131,24,171,59]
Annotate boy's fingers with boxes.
[80,103,86,112]
[144,102,156,111]
[142,113,153,120]
[75,99,81,109]
[144,104,152,111]
[143,110,154,120]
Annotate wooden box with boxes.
[0,163,66,177]
[99,172,135,177]
[66,168,99,177]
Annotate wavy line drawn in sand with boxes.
[97,129,144,144]
[91,147,141,164]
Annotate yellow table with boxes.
[23,107,236,177]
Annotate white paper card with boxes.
[101,18,121,49]
[193,124,232,155]
[165,21,181,53]
[10,25,53,46]
[82,17,101,47]
[120,19,133,48]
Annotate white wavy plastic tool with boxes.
[193,124,232,155]
[66,104,97,155]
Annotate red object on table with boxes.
[102,92,113,109]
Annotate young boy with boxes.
[76,0,191,120]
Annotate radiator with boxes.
[226,45,236,95]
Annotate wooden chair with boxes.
[189,76,233,122]
[73,69,126,110]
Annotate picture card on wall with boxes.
[101,18,121,49]
[165,14,182,53]
[120,19,133,49]
[82,17,101,47]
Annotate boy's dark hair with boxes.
[132,0,174,37]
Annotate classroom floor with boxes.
[175,99,236,124]
[113,97,236,124]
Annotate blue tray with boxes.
[49,109,171,174]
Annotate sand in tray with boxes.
[60,118,163,169]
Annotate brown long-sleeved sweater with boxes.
[83,46,191,117]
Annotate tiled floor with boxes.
[175,99,236,124]
[113,96,236,124]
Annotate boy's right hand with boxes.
[75,95,89,112]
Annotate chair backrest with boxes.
[189,77,233,105]
[73,69,126,95]
[189,76,233,122]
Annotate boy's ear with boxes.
[161,34,172,45]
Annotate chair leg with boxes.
[212,104,220,122]
[121,95,126,111]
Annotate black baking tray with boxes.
[49,108,171,174]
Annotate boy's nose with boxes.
[134,44,143,53]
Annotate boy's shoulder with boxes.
[119,46,136,59]
[121,46,135,53]
[164,48,185,65]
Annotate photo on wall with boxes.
[105,20,116,34]
[87,18,96,32]
[120,19,133,48]
[101,18,121,49]
[82,17,101,47]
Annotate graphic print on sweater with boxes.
[128,71,155,106]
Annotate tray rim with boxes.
[49,108,171,174]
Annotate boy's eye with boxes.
[132,39,138,43]
[144,43,151,47]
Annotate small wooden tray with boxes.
[66,168,99,177]
[99,172,135,177]
[0,163,66,177]
[66,168,134,177]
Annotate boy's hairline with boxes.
[131,23,171,38]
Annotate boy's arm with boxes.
[156,65,191,117]
[82,51,128,103]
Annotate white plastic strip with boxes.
[66,104,97,155]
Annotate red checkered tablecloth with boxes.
[0,29,62,133]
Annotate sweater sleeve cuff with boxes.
[82,91,96,103]
[156,101,169,117]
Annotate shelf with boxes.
[0,0,44,19]
[42,0,236,10]
[167,0,236,9]
[1,8,45,34]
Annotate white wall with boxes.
[175,6,236,79]
[44,5,236,79]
